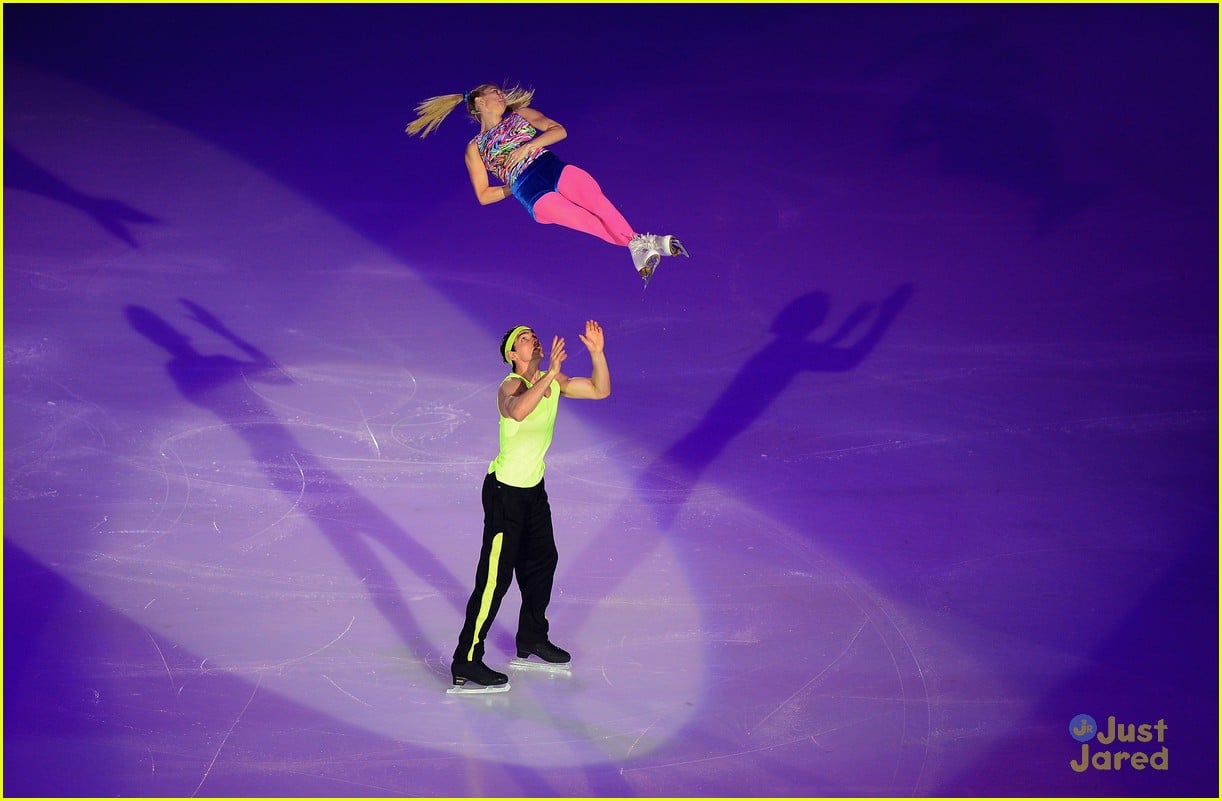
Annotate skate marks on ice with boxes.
[643,284,912,527]
[524,286,933,791]
[122,300,471,671]
[544,495,934,795]
[111,300,713,773]
[108,303,606,780]
[553,282,916,607]
[544,404,934,792]
[774,337,1218,463]
[1,66,707,780]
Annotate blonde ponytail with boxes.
[405,83,537,138]
[405,93,465,138]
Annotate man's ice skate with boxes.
[447,659,511,694]
[509,640,572,673]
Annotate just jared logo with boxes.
[1068,714,1168,772]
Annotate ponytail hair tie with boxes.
[463,90,471,104]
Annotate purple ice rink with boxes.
[3,4,1217,797]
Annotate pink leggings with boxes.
[531,166,635,247]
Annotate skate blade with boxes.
[640,263,660,293]
[446,682,511,695]
[508,657,572,674]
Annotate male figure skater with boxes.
[450,321,611,691]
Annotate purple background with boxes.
[4,3,1217,796]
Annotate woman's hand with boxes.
[505,144,541,168]
[512,106,567,162]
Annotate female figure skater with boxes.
[406,84,687,284]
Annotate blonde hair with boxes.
[405,83,536,138]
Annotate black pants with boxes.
[453,472,558,664]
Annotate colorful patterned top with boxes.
[473,112,546,186]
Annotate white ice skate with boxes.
[633,233,689,290]
[629,234,662,281]
[643,233,689,259]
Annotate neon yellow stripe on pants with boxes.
[466,532,503,662]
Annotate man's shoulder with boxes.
[500,374,530,392]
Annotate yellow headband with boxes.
[503,325,532,363]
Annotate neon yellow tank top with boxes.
[487,373,559,488]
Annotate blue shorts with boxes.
[511,152,567,220]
